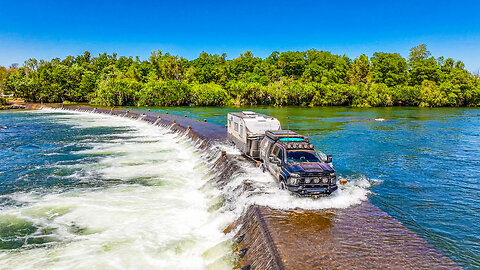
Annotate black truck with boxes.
[227,112,338,196]
[259,130,338,196]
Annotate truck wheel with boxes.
[279,178,287,190]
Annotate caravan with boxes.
[227,111,281,159]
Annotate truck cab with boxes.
[260,130,338,196]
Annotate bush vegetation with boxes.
[1,45,479,107]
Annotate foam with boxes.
[206,150,374,216]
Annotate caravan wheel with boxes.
[259,163,266,173]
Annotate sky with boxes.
[1,0,479,72]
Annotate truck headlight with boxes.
[305,178,311,184]
[313,177,320,184]
[288,177,299,185]
[290,173,301,178]
[322,176,329,184]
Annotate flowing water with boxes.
[1,106,479,269]
[0,110,236,269]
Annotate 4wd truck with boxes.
[227,111,338,196]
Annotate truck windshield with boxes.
[286,151,320,163]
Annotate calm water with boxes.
[138,106,480,269]
[1,107,479,269]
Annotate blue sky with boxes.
[1,0,479,72]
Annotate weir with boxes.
[38,104,460,269]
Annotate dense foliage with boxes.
[1,45,479,107]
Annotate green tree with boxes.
[189,52,226,84]
[278,51,306,77]
[136,80,190,106]
[419,80,448,107]
[408,44,441,85]
[348,54,371,84]
[190,83,229,105]
[371,52,407,86]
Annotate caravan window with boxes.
[228,117,232,128]
[240,125,244,137]
[234,122,239,132]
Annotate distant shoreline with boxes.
[1,45,479,108]
[2,101,480,112]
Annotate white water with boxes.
[0,109,374,270]
[210,144,375,216]
[0,111,234,270]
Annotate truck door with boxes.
[274,146,285,180]
[260,137,274,163]
[269,145,283,179]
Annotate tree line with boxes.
[1,44,479,107]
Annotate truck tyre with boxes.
[279,177,287,190]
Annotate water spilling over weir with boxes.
[1,105,461,269]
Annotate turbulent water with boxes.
[0,109,371,270]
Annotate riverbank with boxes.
[0,99,42,110]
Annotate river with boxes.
[0,106,479,269]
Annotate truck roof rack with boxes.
[265,130,306,141]
[265,130,314,150]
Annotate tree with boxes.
[278,51,306,77]
[408,44,441,85]
[409,44,430,63]
[0,66,9,94]
[371,52,407,86]
[419,80,447,107]
[189,52,225,84]
[227,51,262,80]
[348,54,370,84]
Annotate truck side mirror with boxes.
[326,155,332,163]
[269,155,282,166]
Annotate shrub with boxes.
[190,83,229,106]
[92,79,143,106]
[419,80,448,107]
[137,80,190,106]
